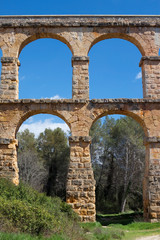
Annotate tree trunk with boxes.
[46,162,57,196]
[121,197,127,213]
[120,144,129,212]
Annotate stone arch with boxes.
[88,33,145,56]
[15,110,71,138]
[18,36,72,99]
[89,109,148,138]
[88,37,142,99]
[18,33,73,57]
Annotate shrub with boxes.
[0,178,82,239]
[0,197,59,234]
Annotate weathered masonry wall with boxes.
[0,15,160,99]
[0,16,160,222]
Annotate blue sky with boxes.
[1,0,160,15]
[0,0,159,136]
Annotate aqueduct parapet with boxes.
[0,15,160,222]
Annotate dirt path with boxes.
[136,235,160,240]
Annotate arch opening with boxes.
[88,33,145,56]
[15,110,71,137]
[89,38,142,99]
[90,114,146,222]
[16,113,70,198]
[18,33,73,56]
[19,38,72,99]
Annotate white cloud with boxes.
[50,95,62,99]
[19,119,70,138]
[135,72,142,80]
[41,95,63,99]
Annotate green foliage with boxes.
[37,128,69,163]
[90,116,145,214]
[37,128,70,198]
[1,205,160,240]
[0,232,40,240]
[121,221,160,230]
[0,197,57,234]
[94,213,160,240]
[17,127,70,199]
[0,232,70,240]
[96,200,120,214]
[17,129,37,153]
[97,211,143,226]
[93,228,124,240]
[81,222,124,240]
[0,178,81,239]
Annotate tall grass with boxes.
[0,232,69,240]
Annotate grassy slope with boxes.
[96,212,160,240]
[1,212,160,240]
[1,179,160,240]
[0,232,68,240]
[1,221,160,240]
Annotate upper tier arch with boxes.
[18,32,73,56]
[0,15,159,57]
[88,33,145,56]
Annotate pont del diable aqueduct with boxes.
[0,15,160,222]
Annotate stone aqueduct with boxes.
[0,15,160,222]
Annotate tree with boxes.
[37,128,70,199]
[90,116,145,213]
[17,129,37,153]
[17,128,70,199]
[17,129,47,192]
[90,119,103,167]
[110,117,145,212]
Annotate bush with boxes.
[0,197,58,234]
[0,178,82,239]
